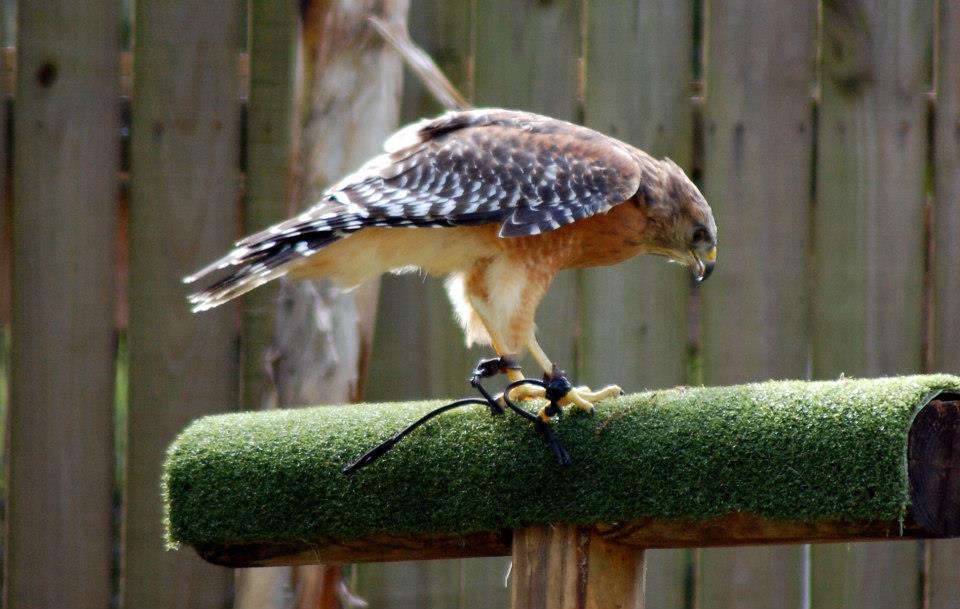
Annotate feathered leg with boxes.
[455,259,622,419]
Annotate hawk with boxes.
[186,109,717,417]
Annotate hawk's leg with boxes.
[470,356,522,415]
[507,336,623,421]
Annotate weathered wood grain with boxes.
[0,0,7,327]
[909,397,960,536]
[195,508,956,568]
[123,1,241,606]
[701,0,816,384]
[813,2,928,376]
[581,0,692,395]
[934,0,960,388]
[698,1,817,607]
[581,2,693,606]
[929,2,960,603]
[928,540,960,609]
[7,1,120,606]
[511,525,645,609]
[810,1,932,608]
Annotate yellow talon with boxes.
[526,383,623,419]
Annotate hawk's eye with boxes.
[692,225,710,244]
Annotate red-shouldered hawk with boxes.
[186,109,717,415]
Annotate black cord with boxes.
[342,359,575,474]
[497,379,571,466]
[342,397,489,475]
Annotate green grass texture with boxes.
[165,374,960,547]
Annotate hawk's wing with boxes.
[240,109,647,247]
[369,109,646,237]
[185,109,648,309]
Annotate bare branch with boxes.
[368,15,471,111]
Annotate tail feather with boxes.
[185,226,352,312]
[185,191,498,311]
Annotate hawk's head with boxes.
[643,159,717,282]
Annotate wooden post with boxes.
[511,526,645,609]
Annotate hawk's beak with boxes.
[692,246,717,282]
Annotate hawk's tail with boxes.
[183,211,365,312]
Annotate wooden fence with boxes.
[0,0,958,608]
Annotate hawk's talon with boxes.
[569,384,624,410]
[506,383,546,402]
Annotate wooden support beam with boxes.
[511,526,644,609]
[189,394,960,569]
[194,510,951,569]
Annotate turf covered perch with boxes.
[165,375,960,606]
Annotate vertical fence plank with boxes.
[473,0,581,376]
[0,0,7,328]
[812,0,928,374]
[928,542,960,609]
[6,0,119,606]
[0,0,9,525]
[123,1,241,606]
[810,1,931,608]
[933,0,960,385]
[582,2,693,606]
[929,1,960,607]
[582,0,692,395]
[697,2,817,607]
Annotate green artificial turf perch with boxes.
[164,374,960,549]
